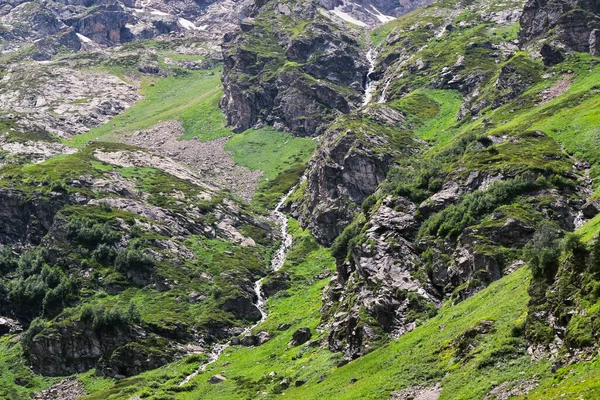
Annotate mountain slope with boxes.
[2,0,600,398]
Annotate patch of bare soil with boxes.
[32,377,86,400]
[537,74,573,105]
[390,383,442,400]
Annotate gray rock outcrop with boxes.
[519,0,600,54]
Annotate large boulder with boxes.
[290,327,312,346]
[221,297,262,321]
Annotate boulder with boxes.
[221,297,262,321]
[540,43,565,66]
[582,200,600,219]
[0,317,22,335]
[209,374,227,384]
[138,61,161,75]
[262,272,291,297]
[489,218,535,247]
[277,323,291,331]
[232,331,271,346]
[290,327,312,346]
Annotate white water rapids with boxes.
[179,188,294,386]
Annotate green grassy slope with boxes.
[225,128,317,208]
[68,67,228,147]
[79,219,337,399]
[77,225,545,400]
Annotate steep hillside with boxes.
[1,0,600,398]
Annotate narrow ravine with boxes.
[179,188,295,386]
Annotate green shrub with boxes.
[92,243,117,264]
[0,246,17,273]
[42,276,77,318]
[80,302,140,330]
[361,194,378,216]
[565,314,595,348]
[115,246,155,273]
[420,173,543,239]
[67,217,120,247]
[524,221,561,280]
[331,215,366,261]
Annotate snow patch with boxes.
[150,9,170,16]
[330,8,368,27]
[367,5,395,23]
[76,33,92,44]
[178,17,198,30]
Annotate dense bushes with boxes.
[1,249,77,319]
[115,240,156,272]
[526,231,600,349]
[330,215,366,261]
[420,173,543,239]
[66,213,156,277]
[67,217,120,247]
[0,246,17,273]
[80,303,141,330]
[523,221,561,280]
[384,158,443,203]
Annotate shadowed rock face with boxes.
[27,320,143,376]
[64,4,136,46]
[220,7,366,137]
[519,0,600,53]
[291,124,399,245]
[0,189,69,247]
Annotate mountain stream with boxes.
[179,188,294,385]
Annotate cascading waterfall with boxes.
[242,186,295,331]
[362,47,378,106]
[178,343,228,386]
[179,188,295,386]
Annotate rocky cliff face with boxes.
[3,0,600,395]
[290,106,418,245]
[219,0,435,137]
[519,0,600,56]
[27,319,145,376]
[220,0,367,136]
